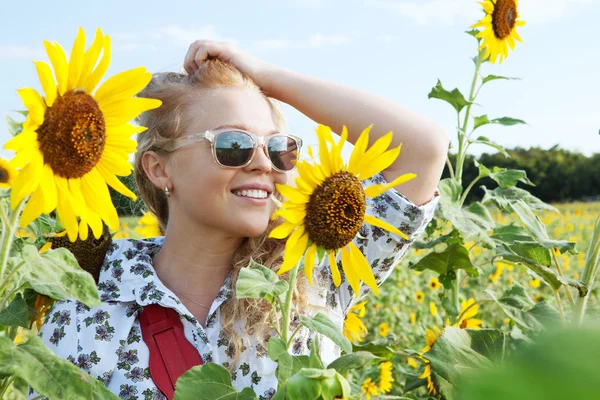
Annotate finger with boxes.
[184,40,207,75]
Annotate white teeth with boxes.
[234,189,268,199]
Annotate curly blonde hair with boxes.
[133,59,307,366]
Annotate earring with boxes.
[165,186,171,198]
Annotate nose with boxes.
[245,144,272,173]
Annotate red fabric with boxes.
[139,304,203,399]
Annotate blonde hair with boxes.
[134,59,307,365]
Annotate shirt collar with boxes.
[98,237,233,324]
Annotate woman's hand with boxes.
[183,40,278,94]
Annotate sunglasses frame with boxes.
[160,128,303,172]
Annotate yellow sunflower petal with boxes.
[95,67,153,107]
[304,243,317,285]
[81,170,119,230]
[271,207,305,224]
[356,146,402,181]
[56,190,78,242]
[349,241,379,296]
[101,98,163,127]
[341,246,361,297]
[43,40,69,96]
[4,129,36,152]
[364,215,409,241]
[315,125,332,176]
[95,164,137,200]
[77,28,104,89]
[17,88,46,130]
[364,173,417,198]
[330,125,347,174]
[296,161,323,187]
[78,218,89,241]
[33,61,57,107]
[20,186,45,226]
[67,27,86,91]
[295,177,315,194]
[275,183,309,204]
[279,229,309,274]
[83,34,111,93]
[40,164,58,213]
[348,124,372,175]
[106,123,147,139]
[328,251,341,287]
[10,152,43,208]
[269,221,298,239]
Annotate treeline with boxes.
[111,146,600,217]
[444,145,600,205]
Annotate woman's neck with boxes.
[151,219,242,308]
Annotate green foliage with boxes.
[236,259,289,305]
[6,245,101,308]
[0,336,118,399]
[173,363,257,400]
[460,326,600,400]
[299,313,352,354]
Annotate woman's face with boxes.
[166,87,288,238]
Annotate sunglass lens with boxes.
[268,136,299,171]
[215,131,254,167]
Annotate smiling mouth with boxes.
[232,189,270,199]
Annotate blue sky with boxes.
[1,0,599,163]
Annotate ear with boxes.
[141,151,172,191]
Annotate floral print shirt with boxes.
[29,173,440,400]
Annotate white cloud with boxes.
[0,45,44,60]
[157,24,238,47]
[364,0,596,25]
[251,39,291,52]
[306,34,352,47]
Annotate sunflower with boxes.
[471,0,526,64]
[455,298,483,329]
[0,158,18,189]
[378,361,394,393]
[415,290,425,303]
[343,301,369,342]
[378,322,390,337]
[360,378,380,400]
[4,28,161,242]
[428,277,440,290]
[269,124,416,297]
[135,211,162,238]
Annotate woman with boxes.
[30,40,448,399]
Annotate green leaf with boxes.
[481,75,521,85]
[473,137,510,158]
[308,335,324,369]
[491,117,528,126]
[173,363,257,400]
[327,352,379,375]
[438,180,496,248]
[490,224,534,245]
[0,293,29,328]
[409,243,479,278]
[488,167,535,189]
[511,200,577,254]
[13,245,100,308]
[0,335,118,400]
[351,342,396,360]
[422,327,503,385]
[236,259,289,304]
[473,115,491,131]
[299,313,352,354]
[428,80,470,114]
[268,337,293,383]
[481,186,559,214]
[460,326,600,400]
[6,114,25,137]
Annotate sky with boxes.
[0,0,599,163]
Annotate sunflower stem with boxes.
[553,289,567,326]
[551,249,575,308]
[280,262,299,344]
[449,270,461,318]
[573,214,600,325]
[0,198,25,287]
[455,47,484,185]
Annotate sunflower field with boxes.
[1,0,599,399]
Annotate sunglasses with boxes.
[160,128,303,172]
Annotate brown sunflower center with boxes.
[492,0,517,39]
[304,171,366,250]
[0,167,9,183]
[37,90,106,178]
